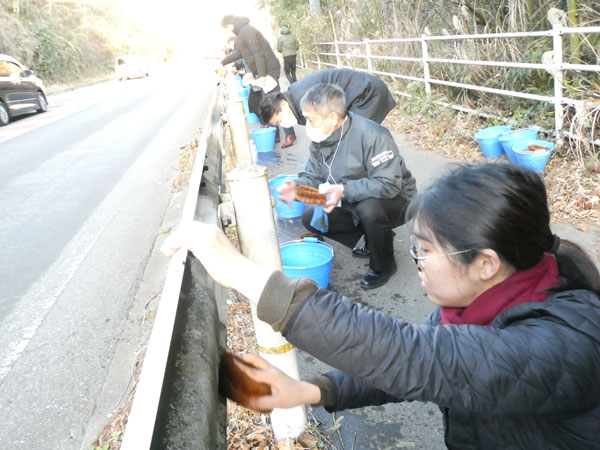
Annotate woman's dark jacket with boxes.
[257,271,600,449]
[221,16,280,80]
[284,68,396,125]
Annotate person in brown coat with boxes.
[221,15,295,147]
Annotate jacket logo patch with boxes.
[371,150,395,167]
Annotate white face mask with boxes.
[306,116,336,143]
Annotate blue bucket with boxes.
[235,75,243,90]
[498,128,539,164]
[247,112,260,124]
[239,85,250,98]
[242,97,250,115]
[475,125,511,158]
[268,174,305,219]
[280,238,334,288]
[252,127,277,152]
[513,140,554,173]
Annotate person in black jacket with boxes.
[258,68,396,129]
[277,83,416,289]
[163,163,600,450]
[220,15,296,148]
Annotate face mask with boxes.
[305,116,336,143]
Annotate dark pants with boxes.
[283,56,297,84]
[301,196,409,272]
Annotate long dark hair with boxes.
[406,163,600,295]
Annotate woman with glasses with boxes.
[162,163,600,449]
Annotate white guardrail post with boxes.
[421,34,431,95]
[552,23,565,147]
[364,39,373,74]
[334,41,342,68]
[226,165,307,441]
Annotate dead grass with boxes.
[171,127,203,193]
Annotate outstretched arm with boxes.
[161,221,271,304]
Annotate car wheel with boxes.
[36,92,48,113]
[0,102,9,126]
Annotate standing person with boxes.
[162,163,600,450]
[279,83,416,289]
[220,15,296,148]
[258,68,396,129]
[277,24,299,84]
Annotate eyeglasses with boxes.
[409,236,475,272]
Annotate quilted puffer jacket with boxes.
[221,16,280,79]
[257,272,600,449]
[277,25,299,58]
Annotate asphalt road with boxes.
[0,60,212,449]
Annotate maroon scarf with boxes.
[441,253,561,326]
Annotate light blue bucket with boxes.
[475,125,511,158]
[241,97,261,123]
[239,85,250,98]
[268,174,305,218]
[280,238,334,288]
[498,128,539,164]
[235,75,243,90]
[252,127,276,152]
[247,112,260,124]
[513,140,554,173]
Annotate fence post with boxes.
[421,34,431,95]
[552,23,564,147]
[226,165,308,441]
[316,50,322,71]
[334,41,342,68]
[364,39,373,74]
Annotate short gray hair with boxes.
[300,83,347,118]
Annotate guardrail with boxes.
[120,71,310,448]
[120,82,226,449]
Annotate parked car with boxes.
[0,54,48,126]
[115,54,150,81]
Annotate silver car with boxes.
[0,54,48,126]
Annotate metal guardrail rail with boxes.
[120,82,227,449]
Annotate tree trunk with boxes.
[309,0,321,16]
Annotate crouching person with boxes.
[279,83,416,289]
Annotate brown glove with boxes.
[219,352,273,413]
[295,185,327,206]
